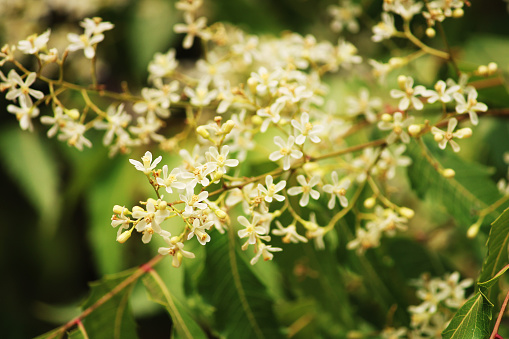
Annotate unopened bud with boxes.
[65,108,80,120]
[364,197,376,209]
[408,124,421,136]
[147,198,157,206]
[381,113,393,122]
[434,133,444,142]
[467,222,481,238]
[455,127,472,139]
[133,206,144,213]
[452,8,464,18]
[213,171,223,182]
[397,75,407,90]
[425,27,436,38]
[477,65,488,76]
[173,252,183,268]
[214,209,227,219]
[158,200,167,210]
[399,207,415,219]
[488,62,498,75]
[196,126,210,138]
[113,205,128,215]
[223,120,235,134]
[247,77,257,94]
[117,230,132,243]
[442,168,455,178]
[389,57,405,68]
[251,115,262,126]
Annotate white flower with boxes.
[173,12,210,49]
[249,243,282,265]
[377,112,415,144]
[58,121,92,151]
[184,77,218,107]
[423,80,457,104]
[187,218,213,245]
[347,226,381,253]
[180,188,208,215]
[156,165,187,193]
[94,104,132,145]
[248,66,283,95]
[237,214,267,246]
[287,174,321,207]
[268,135,303,171]
[327,0,361,33]
[205,145,239,174]
[5,70,44,105]
[148,49,179,79]
[256,100,285,133]
[18,29,51,54]
[129,115,165,143]
[390,76,426,111]
[132,200,169,243]
[376,145,412,179]
[7,99,40,132]
[431,118,472,152]
[67,31,104,59]
[291,112,323,145]
[323,171,350,209]
[129,151,162,174]
[346,88,382,122]
[40,106,72,138]
[272,221,308,243]
[372,13,396,42]
[335,39,362,69]
[257,175,286,203]
[80,17,114,36]
[158,236,195,268]
[133,87,171,118]
[453,89,487,126]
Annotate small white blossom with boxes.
[158,236,195,268]
[250,243,282,265]
[287,175,321,207]
[237,215,267,246]
[257,175,286,203]
[7,99,39,131]
[390,76,426,111]
[377,112,415,144]
[58,120,92,151]
[323,171,350,209]
[272,221,308,244]
[372,13,396,42]
[423,80,458,104]
[18,29,51,54]
[173,12,210,49]
[156,165,187,193]
[268,135,303,171]
[129,151,162,174]
[148,49,179,79]
[453,89,487,126]
[180,188,209,215]
[5,70,44,105]
[184,77,218,107]
[205,145,239,174]
[94,104,132,146]
[187,218,213,245]
[256,100,285,133]
[431,118,472,152]
[67,31,104,59]
[346,88,382,122]
[291,112,323,145]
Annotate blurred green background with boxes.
[1,0,509,338]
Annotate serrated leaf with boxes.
[0,127,60,235]
[479,208,509,286]
[406,139,502,228]
[442,291,492,339]
[142,271,207,339]
[68,269,139,339]
[198,231,282,339]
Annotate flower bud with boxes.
[247,77,257,94]
[223,120,235,134]
[488,62,498,75]
[214,209,227,219]
[399,207,415,219]
[113,205,127,215]
[467,222,481,238]
[381,113,393,122]
[117,230,132,243]
[173,252,183,268]
[397,75,407,90]
[213,171,223,182]
[452,8,464,18]
[147,198,157,206]
[364,197,376,209]
[425,27,436,38]
[251,115,262,126]
[442,168,455,178]
[389,57,405,68]
[65,108,80,120]
[455,128,472,139]
[434,133,444,142]
[158,200,167,210]
[132,206,144,213]
[477,65,488,76]
[196,126,210,138]
[408,124,421,136]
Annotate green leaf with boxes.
[479,208,509,287]
[0,127,60,235]
[68,269,139,339]
[142,271,207,339]
[406,138,502,228]
[198,231,282,339]
[442,291,492,339]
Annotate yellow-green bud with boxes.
[132,206,144,213]
[117,230,132,243]
[389,57,405,68]
[452,8,464,18]
[442,168,455,178]
[147,198,157,206]
[247,77,257,94]
[434,133,444,142]
[426,27,436,38]
[397,75,407,90]
[408,124,421,136]
[214,209,227,219]
[467,222,481,238]
[158,200,167,210]
[399,207,415,219]
[173,252,183,268]
[196,126,210,138]
[113,205,127,215]
[213,171,223,182]
[455,128,472,139]
[223,120,235,134]
[488,62,498,75]
[65,108,80,120]
[477,65,488,76]
[381,113,393,122]
[251,115,262,126]
[364,197,376,209]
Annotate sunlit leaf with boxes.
[442,291,492,339]
[142,271,207,339]
[479,208,509,287]
[198,231,282,339]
